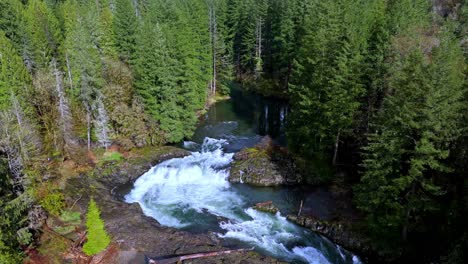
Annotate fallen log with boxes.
[148,247,254,264]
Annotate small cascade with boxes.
[125,137,361,264]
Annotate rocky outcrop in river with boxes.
[287,215,372,255]
[287,214,398,263]
[229,136,302,186]
[253,201,279,214]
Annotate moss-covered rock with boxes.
[253,201,279,214]
[229,136,302,186]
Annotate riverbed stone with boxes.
[253,201,279,214]
[229,136,302,186]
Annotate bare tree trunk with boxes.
[10,92,27,160]
[0,112,25,194]
[52,58,74,153]
[298,200,303,216]
[86,108,91,151]
[93,95,111,149]
[332,129,341,166]
[133,0,140,18]
[65,53,74,90]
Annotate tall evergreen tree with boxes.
[355,29,466,241]
[288,0,365,163]
[114,0,138,61]
[0,32,40,264]
[23,0,62,71]
[83,199,110,255]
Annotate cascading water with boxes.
[125,137,361,264]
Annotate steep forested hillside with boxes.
[0,0,467,263]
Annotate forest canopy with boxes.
[0,0,466,263]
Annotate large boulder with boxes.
[229,136,302,186]
[253,201,279,214]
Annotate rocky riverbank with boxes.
[58,146,283,263]
[250,199,384,263]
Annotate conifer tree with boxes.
[0,0,24,49]
[133,4,183,143]
[23,0,62,70]
[0,33,40,263]
[83,199,110,256]
[96,0,117,58]
[355,29,466,241]
[114,0,138,61]
[62,0,112,149]
[288,0,365,162]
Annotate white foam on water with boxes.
[219,209,298,254]
[183,141,199,150]
[125,137,361,264]
[292,246,331,264]
[126,138,243,226]
[353,255,361,264]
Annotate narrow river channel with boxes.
[125,89,361,264]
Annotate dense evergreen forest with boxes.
[0,0,467,263]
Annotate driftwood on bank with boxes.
[148,247,254,264]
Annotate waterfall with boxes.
[126,137,361,264]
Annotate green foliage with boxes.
[102,151,123,162]
[0,0,466,261]
[59,210,81,225]
[355,26,466,241]
[40,191,65,216]
[0,0,24,48]
[0,162,31,263]
[114,0,138,61]
[133,0,212,143]
[102,59,153,148]
[288,0,365,157]
[37,230,70,264]
[0,31,32,111]
[23,0,61,70]
[83,199,110,256]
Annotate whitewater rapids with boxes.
[125,137,361,264]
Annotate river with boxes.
[124,89,361,264]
